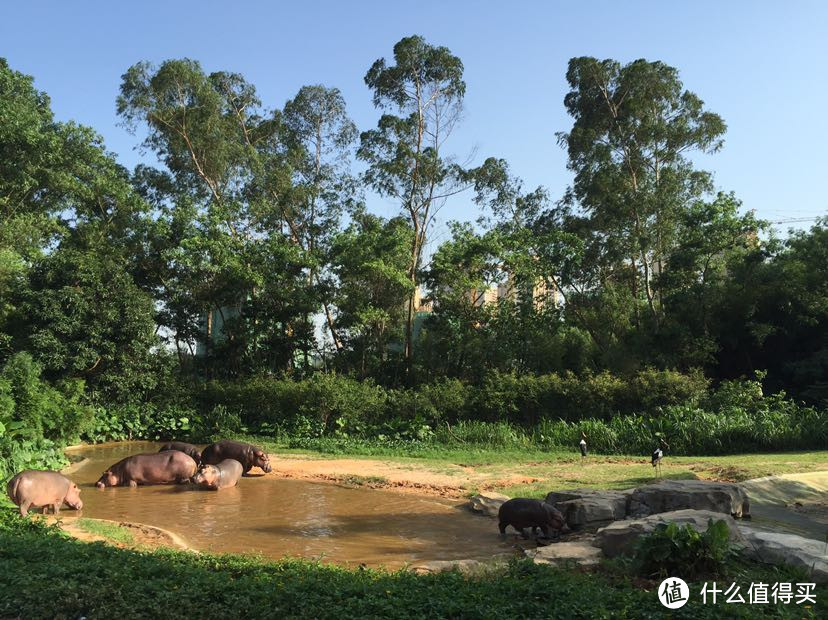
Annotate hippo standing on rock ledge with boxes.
[498,498,569,539]
[7,470,83,516]
[193,459,243,490]
[96,451,197,488]
[158,441,202,465]
[200,440,272,475]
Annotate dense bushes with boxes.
[199,368,708,430]
[196,370,826,455]
[0,353,94,481]
[3,351,823,479]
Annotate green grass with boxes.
[77,518,134,545]
[242,433,828,497]
[0,510,821,619]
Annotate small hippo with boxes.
[498,498,568,539]
[7,470,83,517]
[193,459,243,490]
[200,440,272,475]
[158,441,202,465]
[96,451,197,488]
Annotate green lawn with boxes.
[248,434,828,498]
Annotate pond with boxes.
[66,442,513,568]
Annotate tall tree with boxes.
[1,58,158,397]
[558,57,726,332]
[278,85,359,354]
[358,35,467,375]
[118,59,317,375]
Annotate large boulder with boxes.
[627,480,750,518]
[738,527,828,583]
[545,489,631,528]
[525,538,603,567]
[596,509,747,558]
[468,492,510,518]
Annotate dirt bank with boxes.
[268,454,539,498]
[50,516,193,551]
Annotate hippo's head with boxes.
[193,464,219,487]
[95,470,118,488]
[253,449,272,473]
[65,482,83,510]
[543,502,569,533]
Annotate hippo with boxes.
[7,470,83,517]
[96,451,197,488]
[200,440,272,475]
[193,459,243,490]
[158,441,202,465]
[498,498,569,539]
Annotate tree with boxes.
[118,59,318,375]
[278,85,359,354]
[358,36,468,375]
[657,193,765,368]
[330,212,413,379]
[1,58,158,396]
[19,248,158,401]
[558,57,726,332]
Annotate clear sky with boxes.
[2,1,826,241]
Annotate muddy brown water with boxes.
[66,442,513,568]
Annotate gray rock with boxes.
[525,538,603,567]
[596,509,747,558]
[545,489,631,528]
[627,480,750,518]
[739,526,828,583]
[468,492,510,518]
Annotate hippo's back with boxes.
[7,470,69,503]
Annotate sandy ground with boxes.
[268,454,539,498]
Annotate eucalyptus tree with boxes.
[278,85,359,354]
[358,35,469,372]
[118,60,315,374]
[558,57,726,331]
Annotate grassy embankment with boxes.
[244,434,828,497]
[0,510,822,619]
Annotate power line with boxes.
[768,217,822,224]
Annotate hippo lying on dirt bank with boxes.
[193,459,243,490]
[200,440,272,475]
[498,498,569,539]
[7,470,83,516]
[96,451,197,488]
[158,441,202,465]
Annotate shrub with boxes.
[634,519,734,579]
[83,403,194,443]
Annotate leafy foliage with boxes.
[635,519,734,580]
[0,509,818,620]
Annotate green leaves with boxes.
[364,35,465,110]
[634,518,735,580]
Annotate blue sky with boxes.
[2,1,826,242]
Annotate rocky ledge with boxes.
[466,479,826,582]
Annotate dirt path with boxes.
[268,454,539,498]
